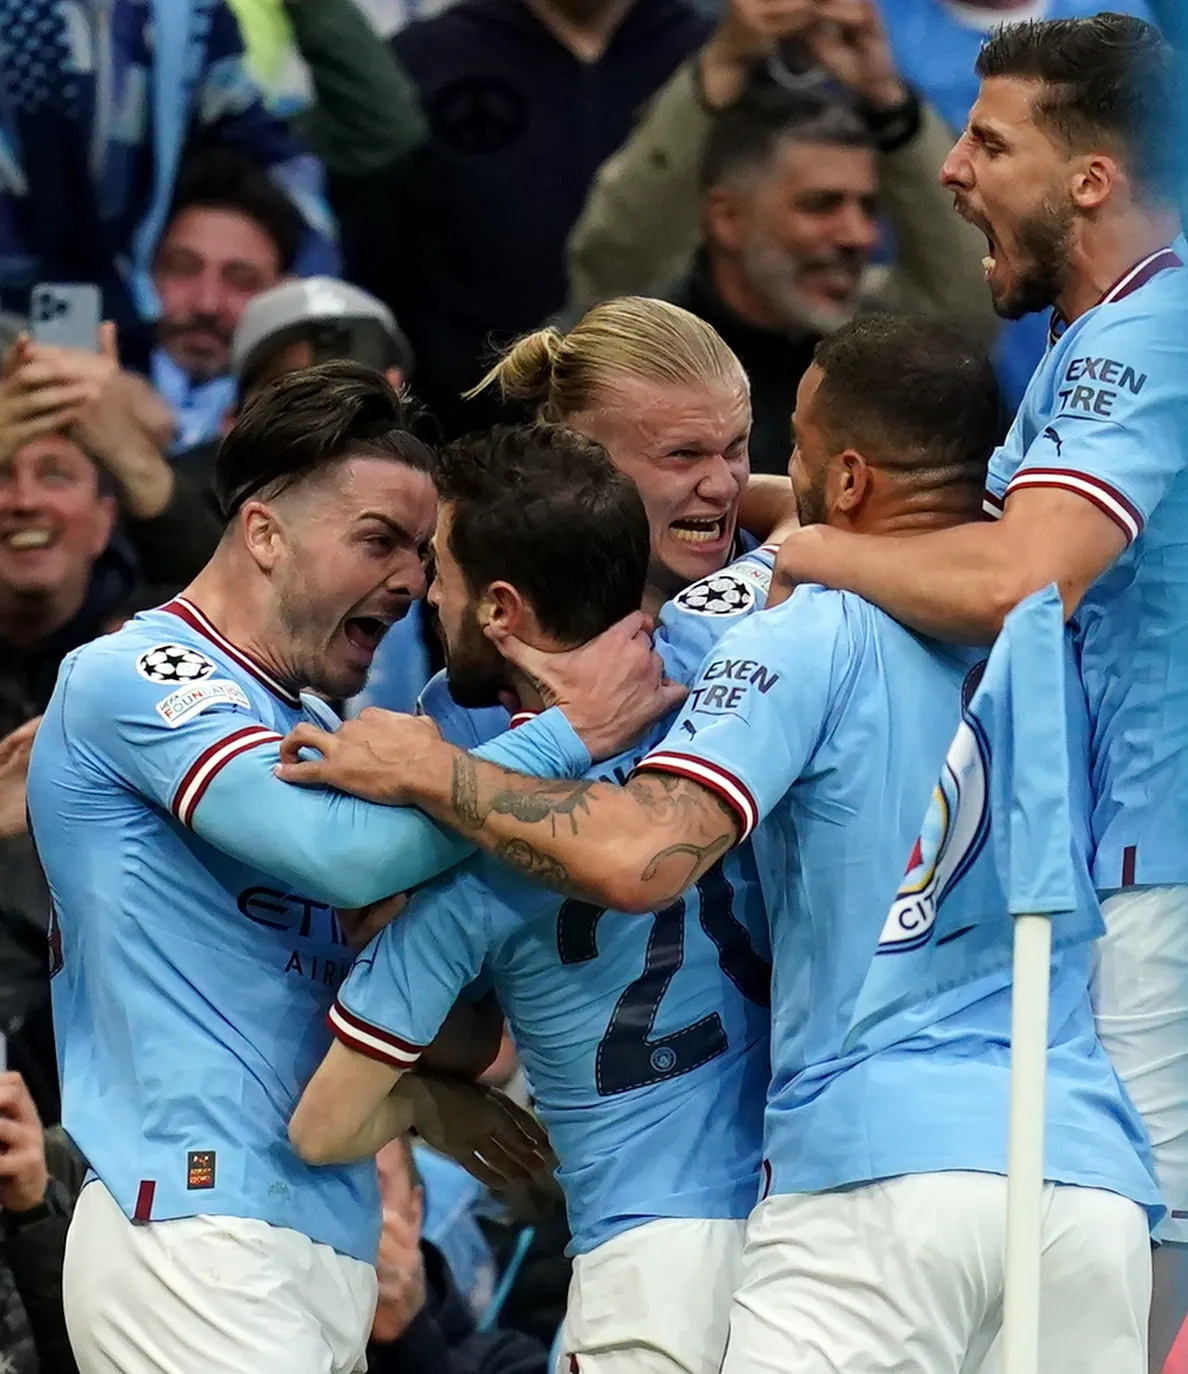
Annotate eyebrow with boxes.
[968,120,1009,149]
[356,511,413,541]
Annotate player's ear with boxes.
[481,581,540,642]
[1069,152,1119,212]
[240,500,284,571]
[830,450,871,522]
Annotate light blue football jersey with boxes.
[26,598,592,1262]
[355,558,780,1256]
[639,586,1160,1219]
[986,246,1188,891]
[333,705,772,1257]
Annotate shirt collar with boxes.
[1048,245,1183,348]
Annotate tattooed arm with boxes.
[278,708,739,910]
[434,747,741,911]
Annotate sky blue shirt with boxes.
[985,247,1188,890]
[343,551,781,1256]
[26,598,590,1261]
[638,586,1160,1221]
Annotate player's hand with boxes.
[766,526,828,607]
[805,0,907,111]
[275,710,444,804]
[411,1072,555,1190]
[0,716,40,840]
[339,893,407,950]
[0,1073,49,1214]
[485,611,687,761]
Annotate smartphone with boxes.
[30,283,102,352]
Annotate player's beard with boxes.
[991,195,1074,320]
[793,467,829,528]
[444,603,511,709]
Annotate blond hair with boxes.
[466,296,746,422]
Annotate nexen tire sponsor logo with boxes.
[689,658,780,714]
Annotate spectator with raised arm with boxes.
[567,0,991,337]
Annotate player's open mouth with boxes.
[982,231,998,280]
[343,616,390,652]
[670,517,727,546]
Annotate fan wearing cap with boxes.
[64,278,417,594]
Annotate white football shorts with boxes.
[1094,884,1188,1244]
[64,1178,377,1374]
[719,1172,1149,1374]
[556,1216,746,1374]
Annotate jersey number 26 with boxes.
[556,861,770,1097]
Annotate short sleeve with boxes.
[1007,308,1188,542]
[330,866,492,1068]
[638,586,854,840]
[59,638,278,826]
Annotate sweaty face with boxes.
[788,364,833,528]
[154,207,282,381]
[941,77,1076,319]
[0,436,114,607]
[568,375,751,604]
[267,456,436,699]
[426,504,509,708]
[732,141,880,334]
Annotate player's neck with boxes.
[181,557,303,695]
[853,495,983,537]
[1056,208,1180,325]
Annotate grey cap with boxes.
[230,277,412,380]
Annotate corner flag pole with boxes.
[1003,911,1052,1374]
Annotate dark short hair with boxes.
[164,147,305,272]
[976,14,1177,203]
[811,315,1002,494]
[434,424,649,647]
[214,361,435,518]
[701,87,873,193]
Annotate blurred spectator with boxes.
[668,79,994,472]
[0,0,336,369]
[875,0,1153,408]
[567,0,821,305]
[567,2,994,473]
[0,1072,76,1374]
[0,433,125,737]
[151,148,305,452]
[0,359,139,1128]
[368,1137,547,1374]
[344,0,712,435]
[227,0,429,176]
[1,276,415,594]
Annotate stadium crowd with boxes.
[0,0,1186,1371]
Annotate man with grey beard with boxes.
[666,75,994,472]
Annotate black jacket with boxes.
[343,0,710,437]
[668,252,818,478]
[368,1241,546,1374]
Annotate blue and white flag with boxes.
[843,585,1104,1056]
